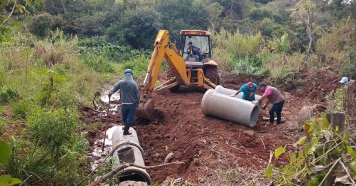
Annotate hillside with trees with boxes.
[0,0,356,185]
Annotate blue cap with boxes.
[340,77,348,84]
[124,69,133,75]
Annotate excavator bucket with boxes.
[136,98,155,120]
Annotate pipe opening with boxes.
[117,147,135,163]
[118,170,151,184]
[250,105,260,127]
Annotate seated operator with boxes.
[186,41,200,61]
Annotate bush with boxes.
[259,18,287,38]
[28,13,53,37]
[122,54,151,78]
[82,54,114,73]
[232,55,269,75]
[340,48,356,79]
[34,30,79,67]
[249,8,273,21]
[265,114,356,185]
[8,130,88,185]
[0,86,20,104]
[211,28,262,71]
[27,107,79,158]
[77,36,148,62]
[11,100,31,119]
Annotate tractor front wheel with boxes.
[204,65,220,85]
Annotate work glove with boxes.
[251,100,259,105]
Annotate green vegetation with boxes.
[265,113,356,185]
[1,0,356,185]
[265,86,356,185]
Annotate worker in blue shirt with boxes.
[230,82,258,101]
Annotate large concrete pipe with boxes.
[201,89,260,127]
[111,127,152,185]
[215,85,262,108]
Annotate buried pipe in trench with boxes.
[201,89,260,127]
[111,127,152,185]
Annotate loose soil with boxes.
[82,68,342,185]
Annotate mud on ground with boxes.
[83,69,342,185]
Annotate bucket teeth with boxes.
[136,99,155,120]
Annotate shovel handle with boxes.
[102,96,110,151]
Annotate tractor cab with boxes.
[178,30,212,67]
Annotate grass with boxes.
[0,29,105,185]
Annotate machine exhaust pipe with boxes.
[201,89,260,127]
[111,127,152,185]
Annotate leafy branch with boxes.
[265,114,356,185]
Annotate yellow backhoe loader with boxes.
[136,30,220,120]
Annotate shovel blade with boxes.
[136,98,155,120]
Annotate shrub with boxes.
[265,114,356,185]
[11,100,31,119]
[0,86,20,104]
[122,53,151,78]
[34,30,79,67]
[28,13,53,37]
[315,18,355,68]
[77,36,148,62]
[232,55,269,75]
[211,28,262,71]
[27,107,79,159]
[82,54,114,73]
[8,131,88,185]
[340,48,356,79]
[37,68,68,107]
[259,18,287,38]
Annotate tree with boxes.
[28,12,53,37]
[0,0,41,42]
[205,2,224,30]
[120,5,162,49]
[73,11,107,37]
[291,0,316,70]
[156,0,209,42]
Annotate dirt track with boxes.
[84,69,342,185]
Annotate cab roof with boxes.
[180,30,211,36]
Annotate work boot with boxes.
[123,125,132,135]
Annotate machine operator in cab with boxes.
[186,41,200,61]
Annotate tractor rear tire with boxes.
[205,66,220,85]
[167,68,180,92]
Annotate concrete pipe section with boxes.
[201,89,260,127]
[215,85,262,108]
[111,127,152,186]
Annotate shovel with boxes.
[102,96,110,151]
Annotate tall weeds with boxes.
[316,18,356,73]
[0,28,101,185]
[212,28,262,71]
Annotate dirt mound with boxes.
[219,69,341,103]
[275,69,342,102]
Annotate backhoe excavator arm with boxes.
[136,30,190,120]
[142,30,190,97]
